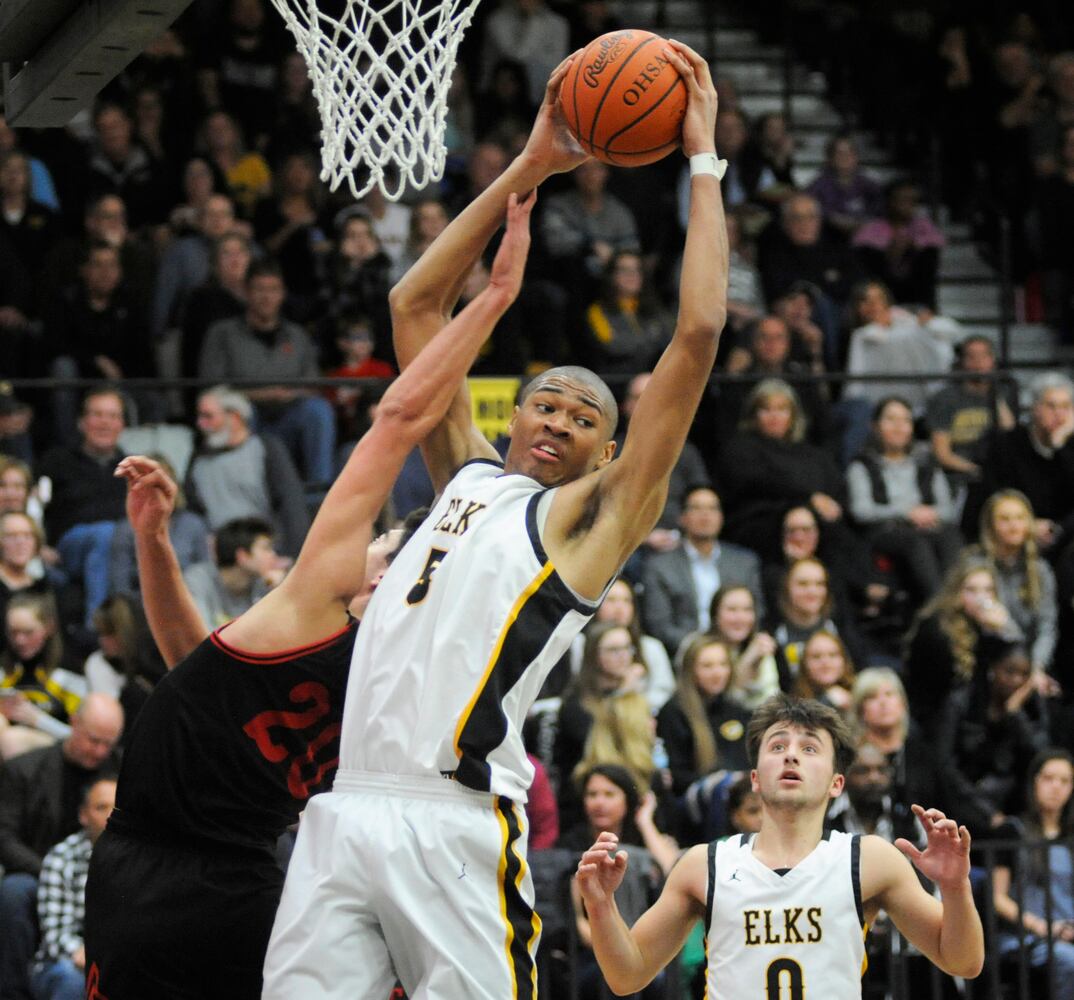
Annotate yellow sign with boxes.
[470,377,520,443]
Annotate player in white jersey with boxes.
[263,40,728,1000]
[576,695,984,998]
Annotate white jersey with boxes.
[705,830,866,1000]
[338,460,603,801]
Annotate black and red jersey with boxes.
[114,619,357,853]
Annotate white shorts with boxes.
[262,770,541,1000]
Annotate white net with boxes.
[269,0,483,202]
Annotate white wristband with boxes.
[689,152,728,180]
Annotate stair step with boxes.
[716,63,827,96]
[789,129,887,162]
[951,325,1055,370]
[938,282,1002,316]
[615,0,719,28]
[1007,324,1059,363]
[939,243,994,280]
[715,28,763,48]
[670,27,782,59]
[944,222,973,242]
[633,0,1065,378]
[792,164,901,188]
[739,93,841,125]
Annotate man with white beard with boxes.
[185,385,310,558]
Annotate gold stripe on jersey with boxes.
[452,562,555,787]
[495,796,540,999]
[702,933,709,1000]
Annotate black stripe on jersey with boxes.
[454,566,565,791]
[462,457,505,470]
[705,840,718,932]
[497,796,539,1000]
[524,494,601,615]
[851,834,864,926]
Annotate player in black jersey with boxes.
[82,191,537,1000]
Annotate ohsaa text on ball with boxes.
[622,53,672,106]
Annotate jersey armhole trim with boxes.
[525,493,602,615]
[460,457,505,471]
[851,833,864,926]
[211,618,356,663]
[705,840,718,931]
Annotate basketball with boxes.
[559,29,687,167]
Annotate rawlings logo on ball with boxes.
[583,32,632,88]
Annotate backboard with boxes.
[2,0,194,127]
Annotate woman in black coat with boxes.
[719,378,850,563]
[903,557,1023,738]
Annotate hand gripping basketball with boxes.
[662,41,719,158]
[520,52,591,178]
[559,29,688,166]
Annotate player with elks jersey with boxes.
[263,40,727,1000]
[576,695,984,999]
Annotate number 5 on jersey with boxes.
[407,547,448,605]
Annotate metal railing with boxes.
[885,836,1071,1000]
[1,365,1062,396]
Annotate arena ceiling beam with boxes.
[4,0,193,128]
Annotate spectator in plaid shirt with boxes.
[29,775,116,1000]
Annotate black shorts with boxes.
[84,825,283,1000]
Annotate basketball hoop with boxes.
[269,0,483,202]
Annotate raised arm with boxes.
[245,191,537,642]
[547,43,727,591]
[389,54,588,492]
[612,44,726,491]
[114,456,209,668]
[866,806,984,980]
[576,833,706,995]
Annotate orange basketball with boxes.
[559,29,687,167]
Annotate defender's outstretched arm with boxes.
[115,456,209,668]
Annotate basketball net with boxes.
[269,0,483,202]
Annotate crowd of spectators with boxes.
[2,1,1074,998]
[779,1,1074,343]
